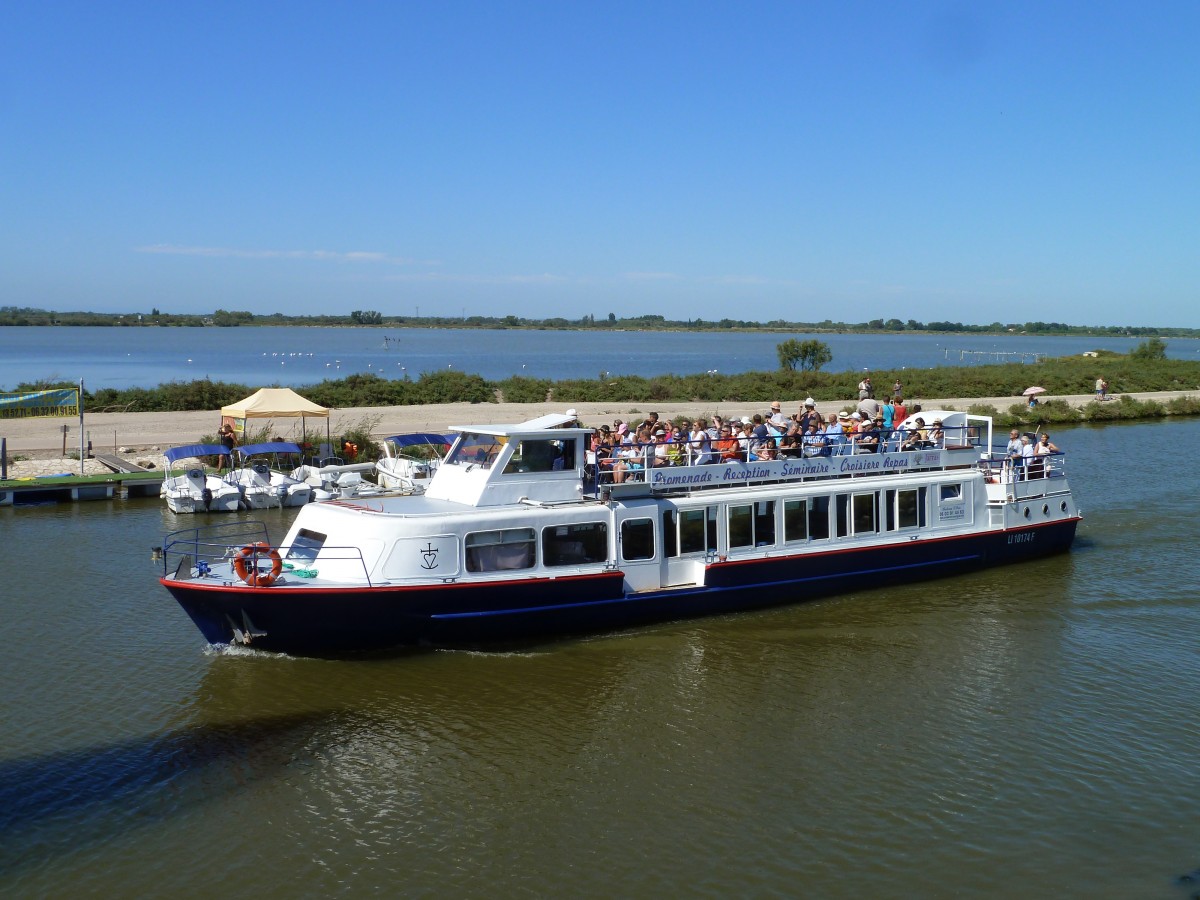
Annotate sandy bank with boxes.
[2,391,1196,479]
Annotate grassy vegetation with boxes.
[8,351,1200,440]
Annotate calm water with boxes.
[2,326,1196,391]
[2,419,1199,897]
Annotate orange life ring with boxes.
[233,542,283,587]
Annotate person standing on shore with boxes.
[217,423,237,472]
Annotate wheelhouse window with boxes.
[287,527,326,566]
[446,433,506,470]
[504,438,575,474]
[542,522,608,567]
[621,518,655,561]
[465,527,536,572]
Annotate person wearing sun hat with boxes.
[768,401,788,430]
[799,398,821,432]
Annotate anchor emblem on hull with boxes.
[420,543,439,570]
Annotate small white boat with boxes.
[160,444,241,514]
[289,460,385,501]
[374,432,452,494]
[226,442,313,508]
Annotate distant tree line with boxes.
[0,305,1193,337]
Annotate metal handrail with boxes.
[160,520,373,584]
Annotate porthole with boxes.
[1061,501,1068,512]
[1042,504,1050,515]
[1023,507,1031,518]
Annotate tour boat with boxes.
[160,444,242,514]
[157,410,1081,655]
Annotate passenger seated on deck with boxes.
[714,425,741,462]
[665,426,686,466]
[926,419,945,448]
[689,419,714,465]
[611,426,642,484]
[902,418,928,450]
[854,418,880,453]
[1020,434,1038,478]
[778,433,803,458]
[754,438,778,461]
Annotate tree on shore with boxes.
[1130,337,1167,360]
[777,338,833,372]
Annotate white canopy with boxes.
[221,388,329,419]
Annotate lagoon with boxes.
[2,326,1195,391]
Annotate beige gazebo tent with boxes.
[220,388,330,448]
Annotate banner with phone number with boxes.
[0,389,80,419]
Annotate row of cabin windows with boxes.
[463,485,946,572]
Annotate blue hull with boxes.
[163,518,1079,656]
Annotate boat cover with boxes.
[164,444,230,463]
[384,433,454,448]
[237,441,306,456]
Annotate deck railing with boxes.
[159,520,374,584]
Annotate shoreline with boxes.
[3,391,1196,480]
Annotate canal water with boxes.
[2,419,1199,896]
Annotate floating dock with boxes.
[0,470,163,507]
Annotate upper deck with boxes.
[415,409,1069,508]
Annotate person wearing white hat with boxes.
[799,398,821,432]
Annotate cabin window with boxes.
[621,518,655,561]
[465,527,536,572]
[852,492,878,535]
[730,501,777,549]
[728,505,753,549]
[287,527,326,566]
[835,494,850,538]
[663,509,678,558]
[447,433,505,470]
[542,522,608,567]
[679,507,717,555]
[783,499,808,543]
[889,487,926,530]
[504,439,570,474]
[940,483,963,502]
[808,496,831,541]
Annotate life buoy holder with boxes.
[233,542,283,587]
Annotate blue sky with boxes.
[3,2,1197,326]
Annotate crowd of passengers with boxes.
[588,393,956,483]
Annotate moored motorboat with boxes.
[160,444,241,514]
[158,410,1082,655]
[374,432,452,494]
[288,459,386,501]
[225,441,312,508]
